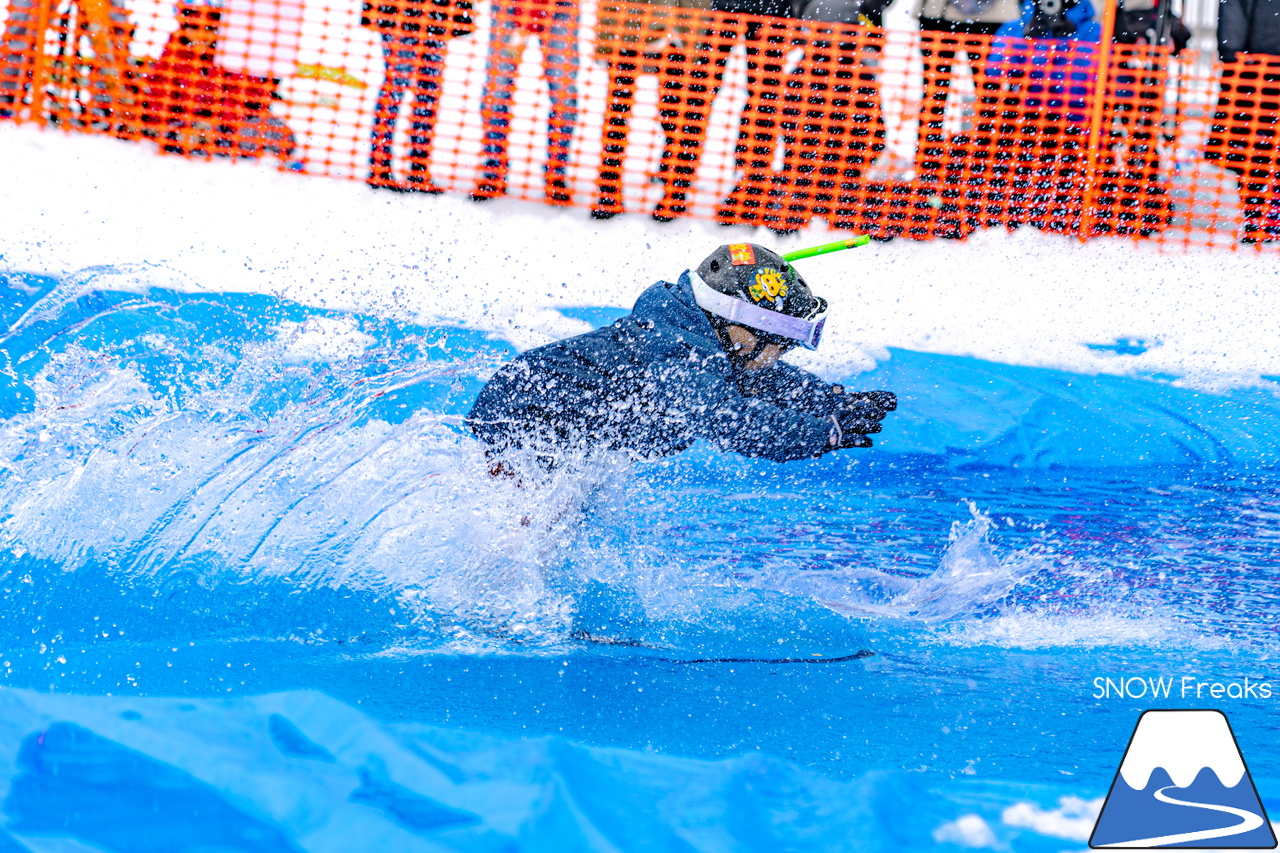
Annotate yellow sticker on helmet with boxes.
[728,244,755,266]
[750,268,788,303]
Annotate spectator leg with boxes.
[916,27,959,180]
[369,33,416,186]
[474,5,523,198]
[916,21,999,182]
[1,0,38,118]
[719,24,791,226]
[543,1,579,204]
[830,67,890,233]
[594,51,638,216]
[69,0,131,129]
[406,40,446,192]
[1240,170,1277,242]
[653,29,733,221]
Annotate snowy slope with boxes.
[2,123,1279,394]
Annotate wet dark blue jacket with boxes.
[466,273,842,463]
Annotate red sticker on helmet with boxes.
[728,244,755,266]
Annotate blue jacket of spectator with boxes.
[466,273,839,465]
[988,0,1100,122]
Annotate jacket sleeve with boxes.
[735,362,850,415]
[1218,0,1250,61]
[646,355,835,462]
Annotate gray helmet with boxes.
[692,243,829,350]
[695,243,826,321]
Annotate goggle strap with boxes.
[689,272,826,350]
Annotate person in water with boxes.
[466,242,895,472]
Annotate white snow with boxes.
[933,813,1001,848]
[1001,795,1102,842]
[2,122,1279,389]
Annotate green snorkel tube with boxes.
[771,235,872,348]
[781,235,871,264]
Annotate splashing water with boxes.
[890,502,1047,621]
[0,269,1276,664]
[805,501,1045,624]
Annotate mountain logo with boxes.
[1090,710,1276,849]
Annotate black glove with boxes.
[842,389,896,412]
[827,390,896,450]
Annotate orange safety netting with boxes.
[1,0,1277,249]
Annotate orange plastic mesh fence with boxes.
[2,0,1277,249]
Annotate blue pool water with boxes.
[0,268,1278,851]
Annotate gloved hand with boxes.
[844,390,896,412]
[827,390,896,450]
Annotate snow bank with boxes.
[3,123,1279,393]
